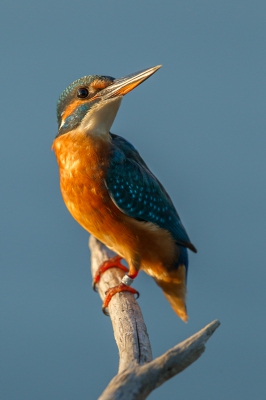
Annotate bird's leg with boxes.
[93,255,128,292]
[102,267,139,315]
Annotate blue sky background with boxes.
[1,1,265,399]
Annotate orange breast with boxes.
[53,132,119,238]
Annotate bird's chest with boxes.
[53,133,114,232]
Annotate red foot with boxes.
[102,283,140,316]
[93,256,128,292]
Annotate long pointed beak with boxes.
[96,65,162,100]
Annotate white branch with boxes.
[89,236,152,373]
[89,235,220,400]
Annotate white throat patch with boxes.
[79,96,123,138]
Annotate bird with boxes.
[52,65,197,322]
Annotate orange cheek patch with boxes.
[61,99,84,121]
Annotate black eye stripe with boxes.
[77,87,89,98]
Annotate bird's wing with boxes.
[105,134,196,252]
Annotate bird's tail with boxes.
[154,264,188,322]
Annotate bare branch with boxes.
[99,320,220,400]
[89,236,153,373]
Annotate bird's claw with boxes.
[92,256,128,292]
[102,305,110,316]
[102,283,140,316]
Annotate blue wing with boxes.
[105,134,197,252]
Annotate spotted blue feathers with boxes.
[106,134,197,252]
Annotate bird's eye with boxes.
[77,87,89,98]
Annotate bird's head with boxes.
[56,65,161,138]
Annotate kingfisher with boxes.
[52,65,197,322]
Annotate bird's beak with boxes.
[96,65,162,100]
